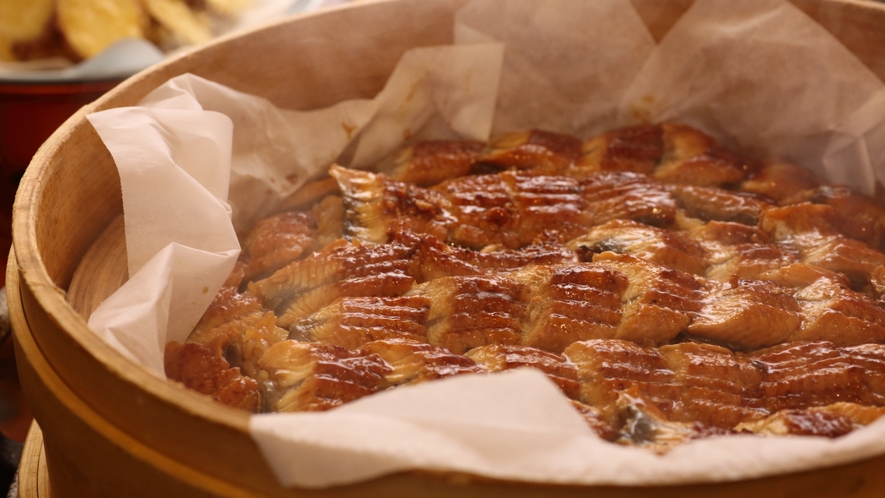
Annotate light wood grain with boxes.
[9,0,885,496]
[67,215,127,320]
[18,422,50,498]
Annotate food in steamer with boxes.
[164,122,885,451]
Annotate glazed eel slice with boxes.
[257,339,483,412]
[481,123,750,188]
[565,339,885,433]
[250,230,578,332]
[283,254,885,354]
[332,165,677,249]
[377,139,485,187]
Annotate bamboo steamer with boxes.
[9,0,885,496]
[17,422,51,498]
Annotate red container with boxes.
[0,79,121,282]
[0,79,121,211]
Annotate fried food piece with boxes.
[186,312,288,370]
[785,185,885,253]
[591,253,703,345]
[378,140,484,187]
[511,264,625,352]
[408,275,525,354]
[844,344,885,405]
[578,122,751,189]
[165,341,261,411]
[614,388,734,452]
[580,172,677,227]
[359,339,482,385]
[258,340,391,412]
[872,265,885,300]
[57,0,147,59]
[761,264,885,346]
[331,165,452,244]
[434,171,591,249]
[566,338,885,437]
[479,123,750,190]
[255,236,589,352]
[568,340,764,430]
[744,409,854,437]
[578,124,663,176]
[252,239,416,329]
[494,173,593,247]
[667,184,770,226]
[794,275,885,345]
[186,284,289,379]
[477,129,582,174]
[394,232,491,280]
[336,164,695,250]
[689,220,769,247]
[690,221,800,281]
[334,165,592,250]
[654,123,749,187]
[737,403,885,438]
[144,0,212,46]
[662,341,751,389]
[687,278,802,350]
[704,242,801,282]
[439,172,590,249]
[466,344,580,399]
[566,340,680,425]
[191,286,265,338]
[236,312,289,381]
[401,231,577,281]
[205,0,251,16]
[751,341,873,412]
[569,219,709,276]
[761,203,885,288]
[740,158,821,203]
[0,0,54,61]
[309,195,346,249]
[290,296,431,349]
[659,342,765,428]
[271,251,864,355]
[274,178,341,213]
[0,37,12,62]
[240,211,317,283]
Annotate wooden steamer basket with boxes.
[9,0,885,496]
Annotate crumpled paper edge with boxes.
[251,369,885,488]
[619,0,885,195]
[86,38,503,374]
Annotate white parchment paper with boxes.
[85,0,885,489]
[619,0,885,195]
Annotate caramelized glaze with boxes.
[168,122,885,448]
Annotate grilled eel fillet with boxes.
[170,122,885,448]
[253,236,885,353]
[332,167,885,288]
[175,335,885,447]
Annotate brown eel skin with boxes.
[166,122,885,450]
